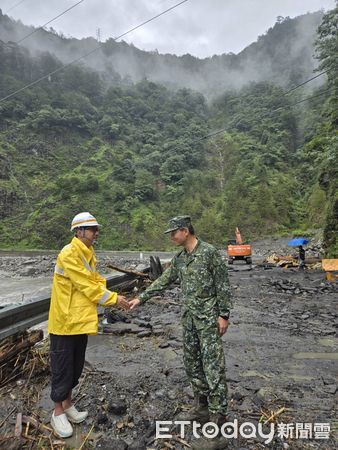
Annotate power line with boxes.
[15,0,85,45]
[110,0,188,42]
[4,0,28,14]
[206,69,329,117]
[196,88,333,143]
[239,70,329,104]
[288,87,332,106]
[0,0,189,103]
[283,70,329,95]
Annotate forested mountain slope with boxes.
[0,10,325,97]
[0,7,336,254]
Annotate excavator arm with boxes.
[235,227,243,245]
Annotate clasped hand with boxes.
[116,296,140,311]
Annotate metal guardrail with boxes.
[0,271,143,341]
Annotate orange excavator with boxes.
[227,227,252,265]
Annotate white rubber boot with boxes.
[64,405,88,423]
[50,412,73,438]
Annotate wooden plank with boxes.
[322,259,338,272]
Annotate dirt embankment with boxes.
[0,239,336,449]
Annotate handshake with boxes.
[116,295,140,311]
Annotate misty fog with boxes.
[0,9,325,99]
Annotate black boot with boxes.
[175,395,209,422]
[191,413,228,450]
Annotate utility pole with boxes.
[96,27,101,43]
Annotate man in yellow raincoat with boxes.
[48,212,130,438]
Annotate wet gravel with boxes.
[0,240,337,449]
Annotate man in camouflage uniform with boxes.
[129,216,232,450]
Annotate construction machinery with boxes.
[227,227,252,264]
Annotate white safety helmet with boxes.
[70,212,101,231]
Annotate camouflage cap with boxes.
[164,215,192,234]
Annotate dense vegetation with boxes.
[0,9,336,254]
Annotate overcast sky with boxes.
[1,0,336,58]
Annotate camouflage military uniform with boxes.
[139,237,232,415]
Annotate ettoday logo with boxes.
[156,419,275,444]
[155,420,331,443]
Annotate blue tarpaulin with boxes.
[288,238,309,246]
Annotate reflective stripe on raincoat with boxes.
[48,237,118,335]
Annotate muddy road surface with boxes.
[0,244,337,449]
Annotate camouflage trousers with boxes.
[182,311,228,415]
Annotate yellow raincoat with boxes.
[48,237,118,335]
